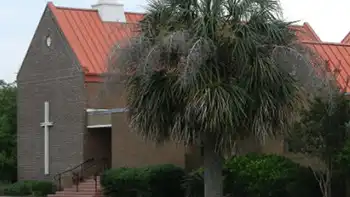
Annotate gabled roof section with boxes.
[303,41,350,92]
[48,2,142,82]
[47,2,323,82]
[290,22,322,42]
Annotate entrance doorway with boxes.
[84,128,112,173]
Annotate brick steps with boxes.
[64,188,101,192]
[50,176,102,197]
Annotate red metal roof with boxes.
[48,2,350,90]
[48,2,142,82]
[304,41,350,92]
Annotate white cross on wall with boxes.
[40,101,53,175]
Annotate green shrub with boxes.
[4,181,31,196]
[31,181,56,196]
[101,167,150,197]
[146,164,185,197]
[225,154,311,197]
[183,154,321,197]
[101,164,185,197]
[0,182,11,195]
[3,180,56,196]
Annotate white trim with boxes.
[87,124,112,129]
[86,108,110,112]
[86,108,128,115]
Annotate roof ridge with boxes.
[50,2,145,15]
[302,40,350,47]
[55,6,97,12]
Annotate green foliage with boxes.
[106,0,329,196]
[287,85,350,197]
[3,180,56,196]
[336,139,350,172]
[101,164,185,197]
[106,0,325,154]
[183,154,321,197]
[290,93,350,161]
[146,164,186,197]
[101,167,151,197]
[0,182,11,195]
[0,81,17,182]
[225,154,300,197]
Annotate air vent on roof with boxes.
[92,0,126,22]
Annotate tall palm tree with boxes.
[105,0,328,197]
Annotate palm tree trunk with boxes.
[203,143,224,197]
[346,177,350,197]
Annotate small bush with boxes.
[226,154,321,197]
[4,181,31,196]
[0,182,11,195]
[101,164,185,197]
[30,181,56,196]
[146,164,185,197]
[3,180,56,196]
[101,167,150,197]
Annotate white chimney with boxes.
[92,0,126,22]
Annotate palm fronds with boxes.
[104,0,332,154]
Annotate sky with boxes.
[0,0,349,83]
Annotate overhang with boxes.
[86,108,128,128]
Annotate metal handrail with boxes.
[78,157,109,193]
[54,157,109,192]
[54,158,95,179]
[53,158,95,191]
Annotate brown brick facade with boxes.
[17,6,86,180]
[110,113,186,168]
[17,3,294,183]
[17,6,188,181]
[85,82,126,109]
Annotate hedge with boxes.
[101,155,342,197]
[101,164,185,197]
[3,180,56,196]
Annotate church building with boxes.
[17,0,350,181]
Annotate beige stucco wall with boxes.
[111,113,186,168]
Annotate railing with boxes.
[91,158,109,193]
[53,157,109,192]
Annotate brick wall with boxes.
[111,113,186,168]
[85,82,125,109]
[17,6,86,180]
